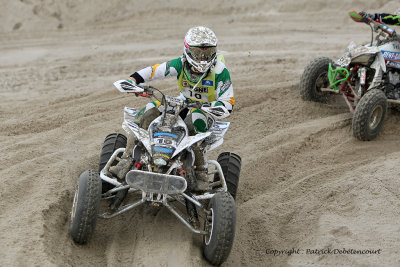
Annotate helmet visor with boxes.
[188,46,216,62]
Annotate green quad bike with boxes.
[300,11,400,141]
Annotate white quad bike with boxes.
[300,11,400,141]
[69,80,241,266]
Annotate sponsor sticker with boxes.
[153,147,173,153]
[387,61,400,69]
[154,133,178,139]
[194,87,208,93]
[381,50,400,61]
[202,80,213,86]
[154,153,171,159]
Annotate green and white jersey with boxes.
[135,55,235,111]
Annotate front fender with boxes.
[368,52,386,89]
[122,120,152,154]
[370,51,386,72]
[172,132,211,158]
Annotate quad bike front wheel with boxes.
[98,133,127,192]
[352,89,387,141]
[203,192,236,265]
[214,152,241,200]
[69,169,102,244]
[300,57,333,103]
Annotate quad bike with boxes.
[69,80,241,265]
[300,11,400,141]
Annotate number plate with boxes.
[336,53,351,67]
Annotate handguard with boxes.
[202,105,230,119]
[114,80,144,94]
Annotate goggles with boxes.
[188,46,216,62]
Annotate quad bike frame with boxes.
[98,147,228,235]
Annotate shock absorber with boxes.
[358,67,367,96]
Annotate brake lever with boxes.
[129,85,152,98]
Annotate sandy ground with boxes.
[1,0,400,266]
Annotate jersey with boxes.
[131,55,235,112]
[374,13,400,26]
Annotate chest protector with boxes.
[178,55,225,103]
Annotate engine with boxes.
[384,70,400,99]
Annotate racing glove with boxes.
[359,11,374,23]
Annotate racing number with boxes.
[157,138,172,145]
[188,90,202,100]
[156,137,176,146]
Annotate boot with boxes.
[194,171,209,191]
[109,157,133,180]
[109,133,136,180]
[140,107,160,130]
[192,144,209,191]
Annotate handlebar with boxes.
[138,85,202,109]
[349,11,397,38]
[114,80,230,119]
[370,19,396,37]
[140,86,230,119]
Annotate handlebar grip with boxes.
[378,24,396,36]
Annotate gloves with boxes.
[126,78,136,85]
[359,11,376,23]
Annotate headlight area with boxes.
[153,157,167,166]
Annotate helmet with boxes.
[183,26,218,74]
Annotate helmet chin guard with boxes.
[183,26,218,74]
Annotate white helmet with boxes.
[183,26,218,73]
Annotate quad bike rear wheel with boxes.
[203,192,236,265]
[69,169,102,244]
[300,57,332,103]
[352,89,387,141]
[98,133,127,192]
[214,152,241,200]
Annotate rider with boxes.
[360,10,400,25]
[111,26,234,188]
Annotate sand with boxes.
[1,0,399,266]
